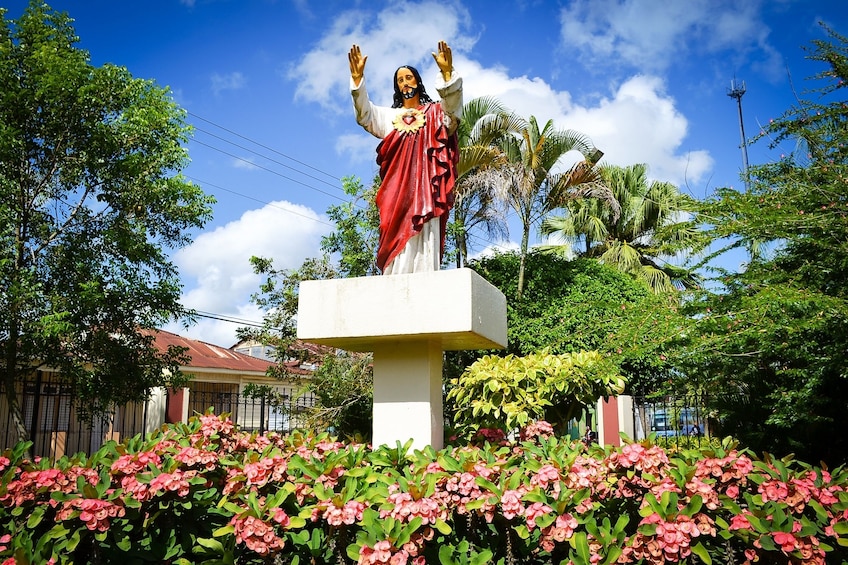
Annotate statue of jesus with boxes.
[348,41,462,275]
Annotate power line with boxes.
[188,111,341,183]
[191,310,265,328]
[185,175,336,229]
[183,111,533,257]
[193,125,343,191]
[190,139,349,204]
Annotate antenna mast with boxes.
[727,78,750,189]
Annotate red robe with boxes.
[374,102,458,273]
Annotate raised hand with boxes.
[349,44,367,87]
[432,40,452,81]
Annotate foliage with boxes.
[447,350,626,437]
[0,2,214,445]
[238,254,338,361]
[448,96,513,267]
[463,115,614,298]
[305,351,373,441]
[679,25,848,466]
[461,251,688,395]
[2,412,848,564]
[320,176,381,277]
[542,163,702,292]
[238,255,374,439]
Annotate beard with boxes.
[402,88,417,100]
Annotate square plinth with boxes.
[297,268,507,352]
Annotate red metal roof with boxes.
[149,329,276,373]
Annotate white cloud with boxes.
[559,0,776,75]
[457,61,713,186]
[563,75,714,186]
[289,0,473,112]
[335,133,381,168]
[232,157,259,170]
[169,201,330,345]
[211,71,246,95]
[467,239,520,263]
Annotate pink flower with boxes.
[772,531,797,552]
[500,489,523,520]
[519,420,554,442]
[524,502,552,530]
[56,498,125,532]
[230,514,285,555]
[729,513,752,531]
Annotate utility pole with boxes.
[727,78,750,189]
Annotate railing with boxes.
[187,388,316,435]
[1,373,316,460]
[0,371,151,460]
[631,393,713,448]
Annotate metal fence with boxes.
[187,388,316,435]
[0,371,151,460]
[1,372,316,460]
[631,392,713,447]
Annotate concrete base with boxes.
[297,268,507,450]
[372,341,443,449]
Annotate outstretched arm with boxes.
[432,40,453,82]
[349,44,367,88]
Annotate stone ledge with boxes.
[297,268,507,352]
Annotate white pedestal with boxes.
[297,268,507,450]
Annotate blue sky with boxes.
[5,0,847,346]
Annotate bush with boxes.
[1,413,847,564]
[447,350,625,438]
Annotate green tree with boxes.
[238,255,339,360]
[306,351,372,440]
[320,176,380,277]
[243,174,385,438]
[460,251,687,395]
[680,25,848,465]
[542,163,701,292]
[448,96,514,267]
[465,115,616,298]
[0,3,215,445]
[242,254,374,438]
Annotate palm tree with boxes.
[449,97,516,267]
[466,115,617,298]
[541,163,701,292]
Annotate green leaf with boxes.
[26,506,45,529]
[439,545,458,565]
[196,538,225,553]
[347,542,362,561]
[571,531,591,565]
[602,546,623,565]
[433,518,452,535]
[534,512,556,529]
[471,549,494,565]
[833,521,848,536]
[213,525,235,537]
[690,542,712,565]
[514,524,531,539]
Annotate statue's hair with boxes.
[392,65,433,108]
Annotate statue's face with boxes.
[396,67,419,105]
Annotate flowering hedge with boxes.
[1,414,847,564]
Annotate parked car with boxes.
[651,409,678,437]
[650,408,705,438]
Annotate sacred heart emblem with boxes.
[392,108,426,134]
